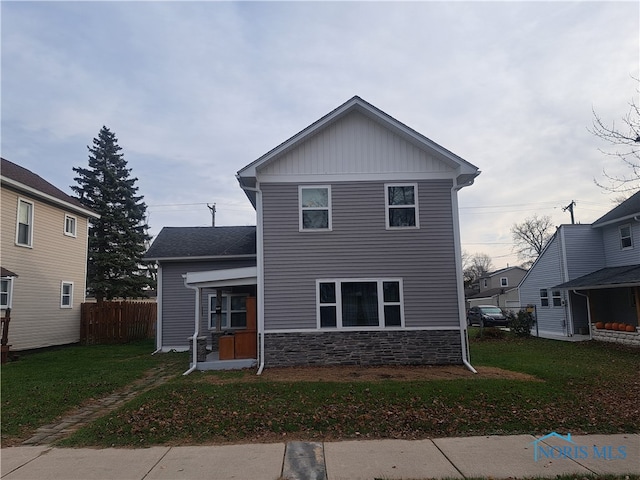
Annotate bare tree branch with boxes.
[511,215,554,267]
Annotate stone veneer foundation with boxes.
[264,330,463,367]
[591,325,640,347]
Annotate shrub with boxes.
[507,309,536,337]
[472,326,507,340]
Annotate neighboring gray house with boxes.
[518,191,640,337]
[467,266,527,309]
[146,96,480,370]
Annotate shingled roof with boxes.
[144,226,256,260]
[555,264,640,290]
[1,158,97,217]
[592,190,640,228]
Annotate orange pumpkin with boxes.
[612,323,620,330]
[625,325,636,332]
[605,323,613,330]
[619,323,629,331]
[595,322,604,329]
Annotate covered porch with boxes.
[183,266,259,373]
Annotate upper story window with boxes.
[1,278,13,309]
[619,224,633,250]
[64,214,77,237]
[16,198,34,247]
[317,279,404,329]
[500,277,508,287]
[299,186,331,231]
[385,183,419,229]
[539,289,549,307]
[60,281,73,308]
[209,294,247,329]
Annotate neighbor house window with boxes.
[385,183,419,228]
[620,224,633,249]
[317,279,404,328]
[1,278,13,309]
[61,282,73,308]
[209,294,247,329]
[16,199,34,247]
[64,214,77,237]
[552,290,562,307]
[299,186,331,231]
[540,289,549,307]
[500,277,508,287]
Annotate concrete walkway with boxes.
[2,434,638,479]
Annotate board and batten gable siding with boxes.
[562,225,605,279]
[257,110,456,178]
[261,179,459,331]
[1,186,90,350]
[519,232,568,335]
[160,259,256,348]
[601,221,640,267]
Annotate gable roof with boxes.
[480,266,527,279]
[554,264,640,290]
[1,158,98,218]
[144,226,256,261]
[592,190,640,228]
[237,96,480,205]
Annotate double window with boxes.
[539,289,549,307]
[16,199,34,247]
[299,186,331,231]
[619,224,633,250]
[209,294,247,329]
[317,279,403,329]
[61,281,73,308]
[385,183,419,229]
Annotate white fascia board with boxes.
[257,171,457,184]
[1,176,100,219]
[184,266,258,287]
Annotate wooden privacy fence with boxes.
[80,301,156,345]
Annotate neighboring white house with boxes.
[467,266,527,309]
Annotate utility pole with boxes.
[207,203,216,227]
[562,200,576,224]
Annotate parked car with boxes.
[467,305,508,327]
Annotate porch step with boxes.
[282,441,327,480]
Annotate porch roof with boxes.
[183,266,257,288]
[554,264,640,290]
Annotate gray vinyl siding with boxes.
[562,225,605,278]
[160,258,256,348]
[601,221,640,267]
[519,234,568,335]
[261,179,459,330]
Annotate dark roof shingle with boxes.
[555,264,640,290]
[144,226,256,260]
[592,190,640,227]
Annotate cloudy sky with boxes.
[2,1,638,269]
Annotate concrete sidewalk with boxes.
[2,434,638,480]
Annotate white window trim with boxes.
[385,183,420,230]
[1,277,14,310]
[207,293,248,330]
[299,185,332,232]
[64,214,77,238]
[60,281,74,308]
[551,290,563,308]
[540,288,549,307]
[619,224,633,250]
[316,278,405,329]
[16,198,34,248]
[500,277,508,287]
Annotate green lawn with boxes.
[54,335,639,447]
[0,339,185,444]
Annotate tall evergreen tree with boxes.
[72,126,152,302]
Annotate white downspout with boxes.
[182,275,200,376]
[152,263,163,355]
[238,180,265,375]
[452,177,477,374]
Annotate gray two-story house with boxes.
[146,96,480,371]
[518,190,640,337]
